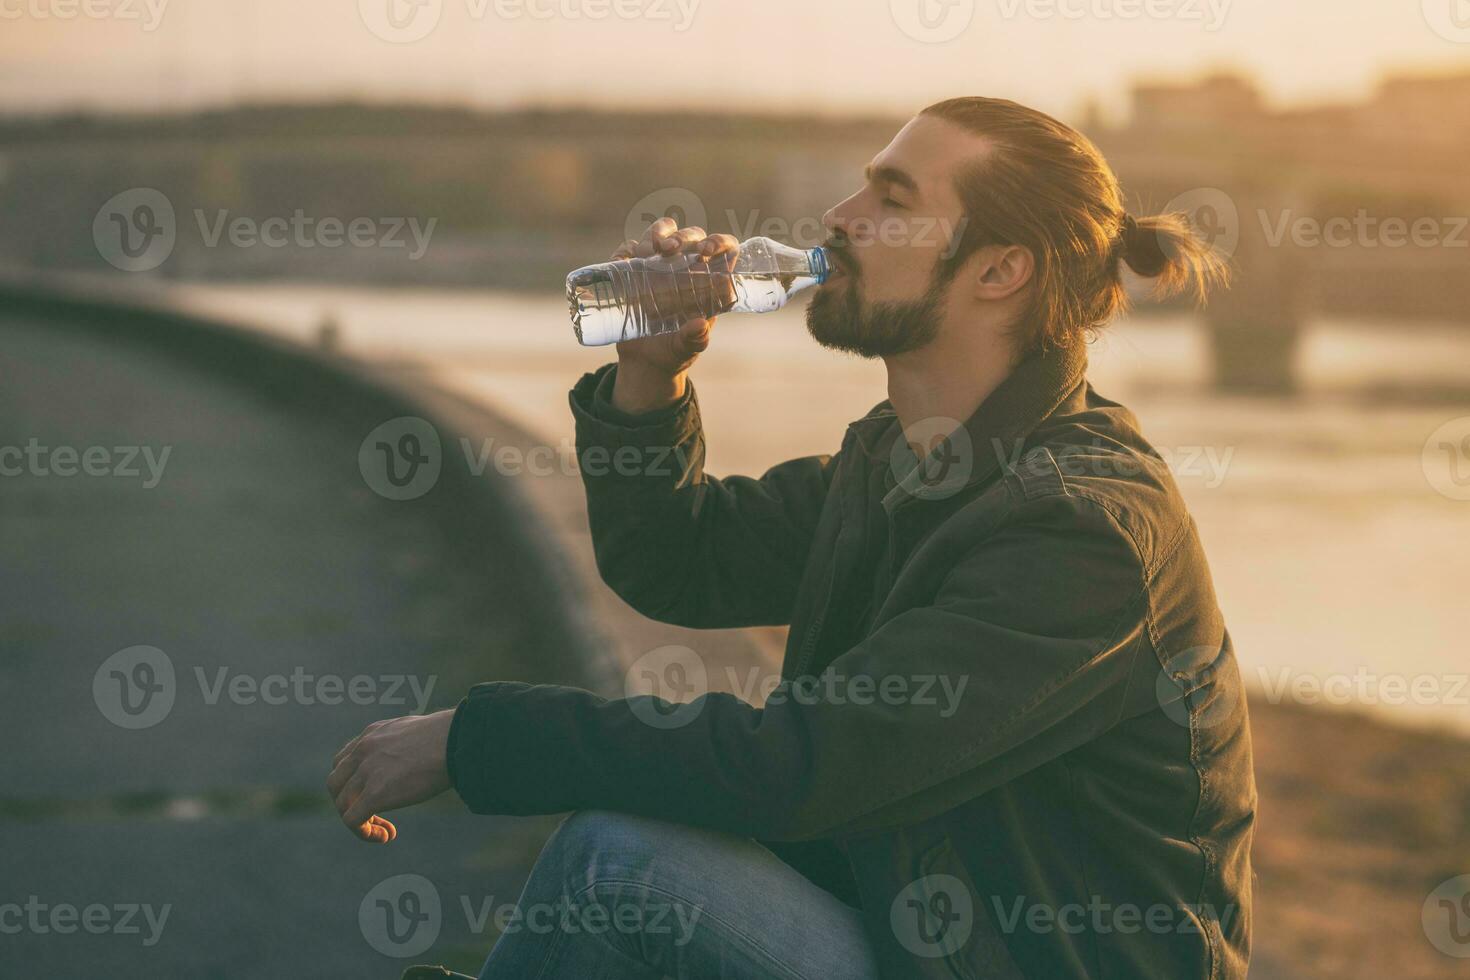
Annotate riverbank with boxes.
[1247,699,1470,978]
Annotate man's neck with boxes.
[883,327,1017,453]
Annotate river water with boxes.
[174,283,1470,735]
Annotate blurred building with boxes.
[1363,73,1470,145]
[1124,69,1470,156]
[1130,74,1265,135]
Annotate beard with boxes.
[804,260,949,358]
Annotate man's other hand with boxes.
[327,708,455,844]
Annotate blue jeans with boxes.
[477,810,881,980]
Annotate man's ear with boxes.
[971,244,1034,301]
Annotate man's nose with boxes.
[821,205,842,237]
[823,195,877,248]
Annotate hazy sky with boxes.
[3,0,1469,119]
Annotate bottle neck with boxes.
[807,247,830,284]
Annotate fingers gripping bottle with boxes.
[566,237,830,346]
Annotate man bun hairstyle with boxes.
[1119,210,1228,298]
[922,97,1230,354]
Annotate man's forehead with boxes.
[868,115,992,208]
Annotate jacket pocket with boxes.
[891,835,1027,980]
[888,835,981,979]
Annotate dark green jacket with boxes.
[448,343,1256,979]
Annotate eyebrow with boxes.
[863,163,920,197]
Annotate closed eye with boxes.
[883,196,907,209]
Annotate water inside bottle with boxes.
[568,257,820,347]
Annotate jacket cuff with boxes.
[569,363,701,449]
[446,684,498,811]
[445,695,469,791]
[447,681,559,815]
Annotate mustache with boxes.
[821,239,859,277]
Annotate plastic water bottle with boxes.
[566,237,830,346]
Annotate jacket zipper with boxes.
[793,576,831,678]
[793,433,860,678]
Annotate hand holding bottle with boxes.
[606,218,740,414]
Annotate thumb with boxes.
[356,815,397,844]
[680,316,715,354]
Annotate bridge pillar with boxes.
[1203,191,1309,395]
[1205,314,1301,394]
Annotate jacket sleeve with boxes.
[447,492,1153,841]
[570,363,837,629]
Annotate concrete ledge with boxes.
[0,269,616,695]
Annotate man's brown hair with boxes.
[923,96,1229,353]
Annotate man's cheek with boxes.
[866,260,921,301]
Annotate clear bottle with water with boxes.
[567,237,831,347]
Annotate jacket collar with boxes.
[843,342,1089,512]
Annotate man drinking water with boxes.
[329,96,1256,980]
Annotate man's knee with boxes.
[530,812,710,954]
[541,810,666,885]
